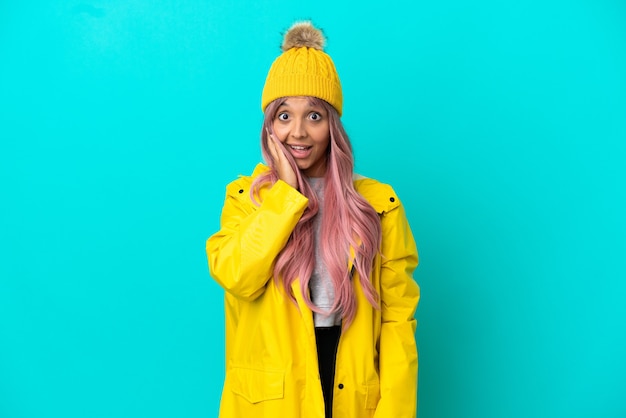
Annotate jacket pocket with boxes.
[364,381,381,409]
[229,367,285,404]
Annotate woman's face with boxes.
[272,97,331,178]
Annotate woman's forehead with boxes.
[278,96,325,109]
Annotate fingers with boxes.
[266,128,298,190]
[267,128,287,167]
[266,128,279,162]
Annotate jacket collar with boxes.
[250,163,399,214]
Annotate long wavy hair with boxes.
[251,96,382,325]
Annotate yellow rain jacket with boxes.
[207,164,420,418]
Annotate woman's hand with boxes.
[267,128,298,190]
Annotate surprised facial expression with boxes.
[272,97,331,178]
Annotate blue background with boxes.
[1,1,625,417]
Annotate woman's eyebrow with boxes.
[277,102,324,112]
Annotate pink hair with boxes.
[251,97,382,326]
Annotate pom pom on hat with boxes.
[282,21,326,51]
[261,20,343,115]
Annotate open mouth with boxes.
[287,144,313,159]
[289,145,312,151]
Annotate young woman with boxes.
[206,21,420,418]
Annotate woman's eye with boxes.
[277,113,289,121]
[309,112,322,121]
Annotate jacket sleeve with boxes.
[374,200,420,418]
[206,179,309,301]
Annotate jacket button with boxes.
[238,189,244,194]
[338,383,344,389]
[389,197,395,202]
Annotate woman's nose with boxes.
[291,119,307,138]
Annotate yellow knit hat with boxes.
[261,21,343,116]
